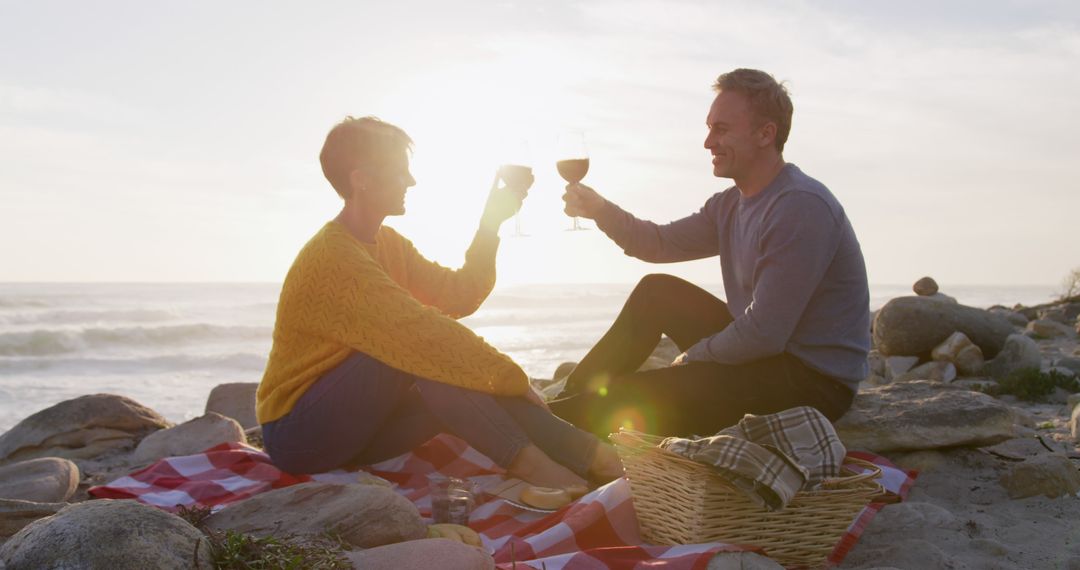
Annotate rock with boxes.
[1074,347,1080,357]
[1027,318,1076,339]
[0,499,65,539]
[355,471,393,487]
[553,362,577,381]
[988,306,1029,327]
[1048,366,1078,380]
[0,394,169,465]
[894,361,957,383]
[1059,357,1080,376]
[873,296,1015,358]
[842,538,957,570]
[985,334,1043,380]
[868,501,960,535]
[0,458,79,503]
[999,454,1080,499]
[133,412,245,465]
[863,373,889,387]
[205,382,259,429]
[950,378,995,393]
[707,551,785,569]
[930,331,985,376]
[890,450,949,473]
[912,276,939,296]
[867,350,885,377]
[204,482,426,548]
[1039,307,1072,324]
[884,355,920,381]
[925,292,957,304]
[344,538,494,570]
[835,381,1015,452]
[0,499,212,569]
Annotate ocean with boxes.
[0,282,1060,432]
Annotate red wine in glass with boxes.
[556,132,590,231]
[556,159,589,185]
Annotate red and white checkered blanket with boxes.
[90,435,916,569]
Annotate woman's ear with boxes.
[346,169,368,200]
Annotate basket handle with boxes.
[820,456,882,488]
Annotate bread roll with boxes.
[520,486,572,510]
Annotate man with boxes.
[551,69,869,438]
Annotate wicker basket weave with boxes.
[612,429,888,568]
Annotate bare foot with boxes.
[588,442,624,483]
[508,445,588,489]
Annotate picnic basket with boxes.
[611,428,888,567]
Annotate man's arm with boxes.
[563,183,720,263]
[682,192,842,364]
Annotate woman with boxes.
[256,116,620,490]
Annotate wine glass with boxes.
[499,164,533,237]
[499,138,533,237]
[556,131,590,231]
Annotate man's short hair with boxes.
[319,116,413,198]
[713,69,793,153]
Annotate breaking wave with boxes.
[0,324,271,357]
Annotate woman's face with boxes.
[357,149,416,217]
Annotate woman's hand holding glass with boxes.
[480,166,534,232]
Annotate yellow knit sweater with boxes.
[256,221,528,424]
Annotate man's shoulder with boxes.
[770,165,845,222]
[703,186,740,214]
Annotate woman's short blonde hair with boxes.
[319,116,413,198]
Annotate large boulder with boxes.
[344,538,494,569]
[999,454,1080,499]
[873,297,1015,358]
[133,412,245,465]
[0,394,170,465]
[835,381,1015,452]
[985,334,1043,380]
[204,482,426,549]
[0,457,79,503]
[0,499,65,539]
[0,499,212,569]
[205,382,259,429]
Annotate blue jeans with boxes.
[262,351,600,475]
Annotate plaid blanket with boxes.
[659,407,848,510]
[89,434,916,569]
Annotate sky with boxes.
[1,0,1078,289]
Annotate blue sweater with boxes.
[593,163,869,390]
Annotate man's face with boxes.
[358,149,415,216]
[703,90,767,180]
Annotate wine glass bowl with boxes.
[556,131,590,231]
[499,164,533,189]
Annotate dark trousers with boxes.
[262,351,599,475]
[550,274,855,438]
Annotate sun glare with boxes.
[372,53,601,280]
